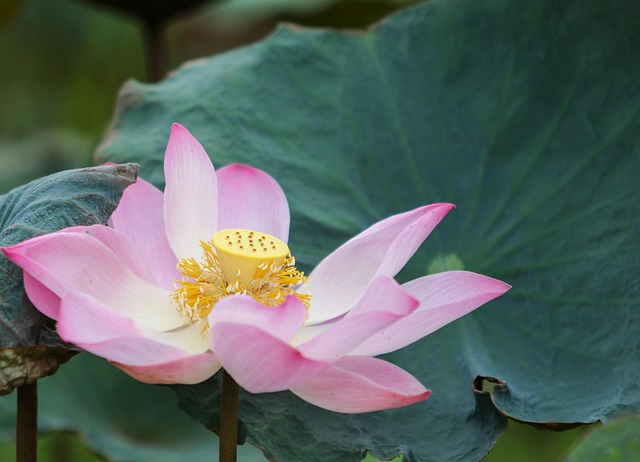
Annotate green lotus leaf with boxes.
[0,163,138,394]
[96,0,640,460]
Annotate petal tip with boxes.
[498,282,512,294]
[475,272,512,295]
[170,122,187,132]
[220,163,274,180]
[385,386,431,411]
[432,202,456,216]
[411,202,456,226]
[1,241,27,262]
[167,123,202,151]
[408,389,432,405]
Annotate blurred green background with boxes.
[0,0,593,460]
[0,422,590,461]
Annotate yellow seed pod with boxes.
[211,229,289,287]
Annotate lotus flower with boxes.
[2,124,509,413]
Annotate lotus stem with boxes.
[16,381,38,462]
[141,19,169,82]
[219,370,240,462]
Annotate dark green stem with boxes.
[219,370,240,462]
[16,381,37,462]
[141,19,169,82]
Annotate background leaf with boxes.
[0,131,90,193]
[96,0,640,460]
[0,163,138,393]
[564,416,640,462]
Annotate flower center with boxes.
[213,229,290,286]
[171,229,310,325]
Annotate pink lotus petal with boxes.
[298,277,418,360]
[211,321,330,393]
[109,177,179,290]
[346,276,419,318]
[23,272,61,320]
[288,323,332,347]
[3,231,185,331]
[352,271,511,356]
[163,123,218,259]
[114,353,221,385]
[305,203,454,324]
[209,295,306,342]
[58,291,210,357]
[60,225,155,283]
[217,164,290,242]
[62,326,185,364]
[58,291,218,384]
[291,356,430,413]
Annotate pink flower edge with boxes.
[291,356,431,413]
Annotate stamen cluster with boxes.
[172,239,309,326]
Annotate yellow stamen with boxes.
[171,229,309,326]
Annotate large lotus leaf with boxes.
[0,354,267,462]
[96,0,640,460]
[0,163,138,394]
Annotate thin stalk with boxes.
[16,381,38,462]
[141,19,170,82]
[219,370,240,462]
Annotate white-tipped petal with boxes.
[305,203,454,324]
[163,123,218,259]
